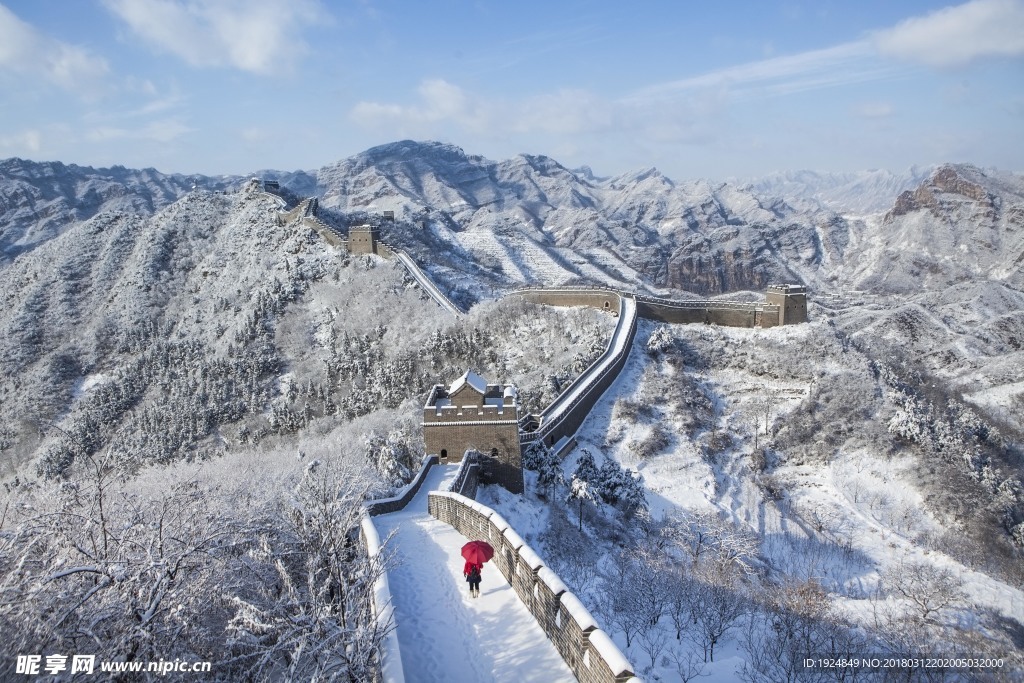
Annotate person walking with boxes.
[460,540,492,599]
[464,561,482,598]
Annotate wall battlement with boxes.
[423,371,523,493]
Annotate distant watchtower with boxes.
[348,224,381,254]
[766,284,808,325]
[423,371,524,494]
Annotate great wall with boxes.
[265,183,808,683]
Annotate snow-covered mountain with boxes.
[0,158,243,265]
[742,165,934,215]
[6,144,1020,302]
[306,141,819,296]
[307,144,1022,300]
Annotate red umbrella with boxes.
[461,540,494,565]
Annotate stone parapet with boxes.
[516,286,622,315]
[520,294,638,449]
[363,455,440,517]
[359,514,404,683]
[447,450,481,499]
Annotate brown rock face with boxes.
[887,165,994,221]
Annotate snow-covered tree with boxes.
[567,450,600,531]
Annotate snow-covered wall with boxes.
[428,491,641,683]
[391,248,465,316]
[364,455,440,516]
[447,450,481,499]
[635,293,782,327]
[519,290,639,449]
[360,514,406,683]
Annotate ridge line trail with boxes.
[373,466,574,683]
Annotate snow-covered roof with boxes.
[449,370,487,395]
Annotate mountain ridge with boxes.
[3,142,1022,300]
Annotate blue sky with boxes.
[1,0,1021,179]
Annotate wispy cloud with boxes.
[619,0,1024,106]
[873,0,1024,67]
[0,3,109,94]
[855,101,895,119]
[351,79,615,138]
[103,0,325,75]
[348,77,732,165]
[87,118,194,143]
[622,41,901,105]
[0,129,42,154]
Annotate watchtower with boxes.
[765,284,808,325]
[348,224,381,254]
[422,371,523,494]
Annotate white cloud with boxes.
[0,4,109,93]
[352,78,720,144]
[873,0,1024,67]
[617,1,1023,109]
[351,79,488,131]
[103,0,324,74]
[0,129,42,154]
[240,126,269,142]
[351,79,613,137]
[856,101,894,118]
[87,118,194,143]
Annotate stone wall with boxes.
[428,492,640,683]
[349,225,382,254]
[447,451,481,499]
[766,285,808,325]
[635,296,781,328]
[359,514,405,683]
[300,215,347,248]
[364,455,440,517]
[517,287,622,315]
[423,420,522,493]
[520,294,638,449]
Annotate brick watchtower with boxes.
[348,224,381,254]
[422,371,524,494]
[766,284,808,325]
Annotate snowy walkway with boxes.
[373,466,575,683]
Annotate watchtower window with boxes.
[440,449,448,458]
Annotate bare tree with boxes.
[665,571,696,640]
[664,644,708,682]
[689,579,747,662]
[637,623,669,673]
[882,560,966,623]
[0,454,391,682]
[596,550,667,649]
[741,578,868,683]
